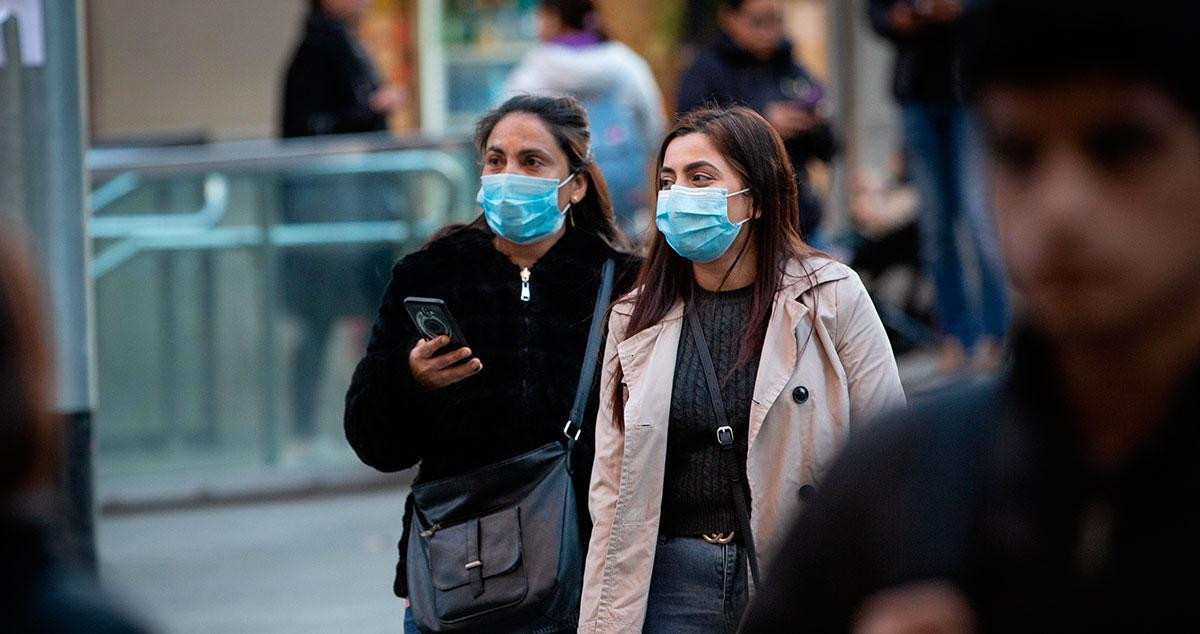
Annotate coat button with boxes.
[792,385,810,404]
[798,485,816,502]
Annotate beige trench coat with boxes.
[579,257,906,633]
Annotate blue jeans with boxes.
[643,536,749,633]
[404,606,420,634]
[902,103,1010,348]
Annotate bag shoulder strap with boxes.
[684,298,762,588]
[563,258,616,451]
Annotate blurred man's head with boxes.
[719,0,784,61]
[313,0,369,20]
[966,0,1200,345]
[0,237,55,499]
[538,0,603,41]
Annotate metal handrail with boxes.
[89,148,474,279]
[87,130,473,179]
[92,173,230,236]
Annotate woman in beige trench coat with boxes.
[580,107,906,633]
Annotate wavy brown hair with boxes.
[0,236,56,495]
[613,106,818,426]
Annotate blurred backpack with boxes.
[581,86,648,237]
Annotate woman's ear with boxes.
[571,171,589,204]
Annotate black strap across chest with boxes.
[684,298,762,588]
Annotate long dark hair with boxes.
[541,0,609,39]
[435,94,626,250]
[613,106,816,425]
[0,237,55,495]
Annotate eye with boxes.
[1083,124,1162,172]
[690,172,715,185]
[658,175,675,190]
[989,135,1039,176]
[484,155,502,168]
[525,156,545,168]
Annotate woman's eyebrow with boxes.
[516,147,554,159]
[683,160,720,173]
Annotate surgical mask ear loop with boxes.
[557,170,579,218]
[727,187,753,221]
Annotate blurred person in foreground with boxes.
[870,0,1009,373]
[504,0,667,244]
[742,1,1200,631]
[0,237,146,633]
[280,0,404,449]
[676,0,837,246]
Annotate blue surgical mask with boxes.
[655,184,751,263]
[477,172,575,245]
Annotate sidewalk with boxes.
[99,488,412,633]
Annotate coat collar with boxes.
[614,256,850,440]
[612,256,845,318]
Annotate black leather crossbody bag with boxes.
[406,259,615,633]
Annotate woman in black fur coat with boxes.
[343,95,640,630]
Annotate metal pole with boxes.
[827,0,860,235]
[0,0,97,568]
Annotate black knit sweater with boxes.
[660,285,760,538]
[343,224,638,597]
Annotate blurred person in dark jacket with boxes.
[869,0,1009,373]
[676,0,836,244]
[0,236,147,633]
[282,0,402,138]
[279,0,403,448]
[742,1,1200,631]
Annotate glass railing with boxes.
[88,132,479,479]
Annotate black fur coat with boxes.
[344,225,639,597]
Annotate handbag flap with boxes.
[427,506,523,591]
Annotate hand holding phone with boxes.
[404,297,481,390]
[408,336,482,390]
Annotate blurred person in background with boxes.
[580,107,903,633]
[0,237,146,633]
[280,0,405,450]
[869,0,1009,373]
[282,0,403,139]
[504,0,667,245]
[676,0,837,246]
[742,1,1200,631]
[344,95,640,633]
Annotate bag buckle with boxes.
[563,420,582,442]
[716,425,734,447]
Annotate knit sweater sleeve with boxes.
[343,255,434,472]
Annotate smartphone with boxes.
[403,297,469,351]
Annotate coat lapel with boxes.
[747,258,851,448]
[615,301,684,427]
[748,293,807,448]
